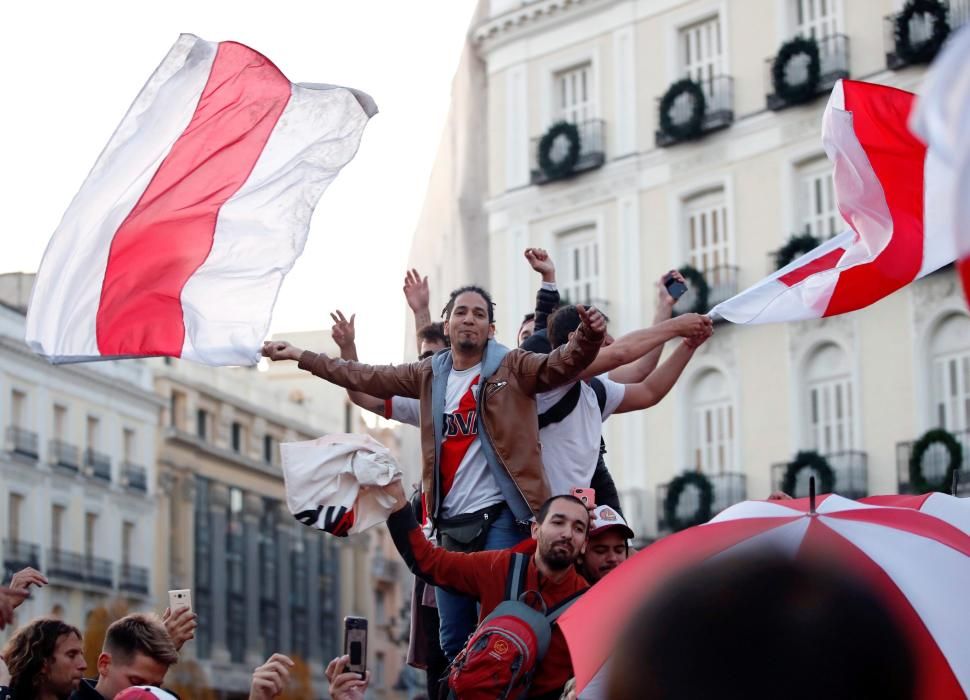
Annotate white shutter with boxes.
[555,63,594,124]
[685,190,730,282]
[558,227,600,305]
[680,16,723,100]
[798,158,844,238]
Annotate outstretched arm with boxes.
[525,248,560,333]
[609,271,683,384]
[403,268,432,354]
[613,331,711,414]
[331,310,389,417]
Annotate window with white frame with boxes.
[690,369,735,473]
[679,15,723,97]
[797,157,844,239]
[685,189,731,281]
[930,314,970,432]
[557,227,600,306]
[554,62,595,125]
[794,0,840,39]
[805,343,854,454]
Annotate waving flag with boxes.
[711,79,956,324]
[26,34,376,365]
[910,26,970,305]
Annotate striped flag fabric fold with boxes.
[711,79,955,325]
[26,34,376,365]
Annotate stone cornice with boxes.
[472,0,617,53]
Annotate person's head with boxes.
[517,313,536,346]
[531,495,591,572]
[441,286,495,354]
[1,617,85,699]
[95,614,179,699]
[609,555,916,700]
[417,322,448,360]
[579,505,634,584]
[547,305,613,349]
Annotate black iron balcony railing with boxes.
[3,539,41,576]
[657,471,747,533]
[896,428,970,495]
[84,449,111,482]
[6,426,39,459]
[884,7,946,69]
[118,563,149,594]
[766,34,850,111]
[672,264,740,316]
[83,555,114,588]
[371,555,400,582]
[530,119,605,185]
[656,75,734,147]
[48,549,114,588]
[122,462,148,492]
[49,439,80,472]
[771,450,869,500]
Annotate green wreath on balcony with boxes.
[673,264,710,315]
[664,471,714,532]
[895,0,950,65]
[659,79,707,142]
[774,232,821,270]
[909,428,963,493]
[771,36,822,105]
[537,121,582,181]
[781,450,835,496]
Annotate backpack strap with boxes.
[589,377,607,416]
[537,382,583,429]
[505,553,531,601]
[545,588,586,624]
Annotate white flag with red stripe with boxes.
[910,26,970,306]
[711,79,956,324]
[26,34,376,365]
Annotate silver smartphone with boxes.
[168,589,192,612]
[343,616,368,679]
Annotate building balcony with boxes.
[655,75,734,148]
[370,555,400,583]
[672,264,739,316]
[6,426,39,460]
[529,119,605,185]
[656,471,747,533]
[766,34,850,111]
[3,539,41,576]
[885,1,969,70]
[84,448,112,483]
[119,563,150,595]
[896,429,970,495]
[122,462,148,493]
[48,549,114,589]
[49,439,80,472]
[771,450,869,500]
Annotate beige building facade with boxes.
[409,0,970,538]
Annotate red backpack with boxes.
[446,553,585,700]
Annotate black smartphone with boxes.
[664,272,688,301]
[343,616,368,679]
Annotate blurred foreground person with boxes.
[0,618,86,699]
[608,556,915,700]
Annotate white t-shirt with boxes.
[536,375,625,497]
[385,396,420,426]
[437,364,502,517]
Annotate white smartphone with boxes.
[168,589,192,613]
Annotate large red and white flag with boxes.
[711,79,956,324]
[910,26,970,305]
[26,34,376,365]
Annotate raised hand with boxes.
[249,653,294,700]
[261,341,303,362]
[330,310,357,350]
[8,567,47,599]
[657,270,685,311]
[403,268,430,313]
[683,319,713,349]
[576,305,607,341]
[162,605,198,651]
[326,655,370,700]
[524,248,556,283]
[673,313,713,339]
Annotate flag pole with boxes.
[809,476,817,515]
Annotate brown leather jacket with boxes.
[297,325,602,521]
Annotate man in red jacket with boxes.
[384,481,590,700]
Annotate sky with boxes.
[0,0,479,364]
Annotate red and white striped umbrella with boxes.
[862,493,970,535]
[559,493,970,698]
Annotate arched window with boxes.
[804,342,854,454]
[929,313,970,432]
[689,368,735,473]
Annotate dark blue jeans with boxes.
[434,507,531,659]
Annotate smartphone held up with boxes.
[344,616,368,680]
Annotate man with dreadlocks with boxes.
[263,284,606,660]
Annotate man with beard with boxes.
[383,480,591,700]
[0,618,87,699]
